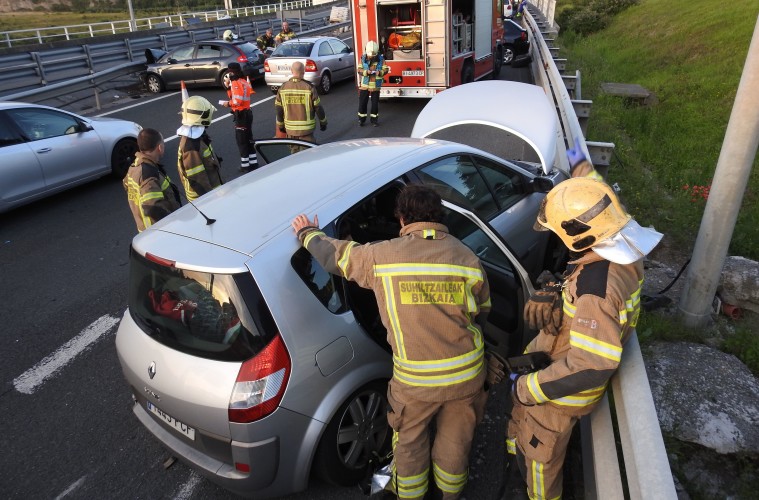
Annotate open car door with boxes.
[254,138,318,167]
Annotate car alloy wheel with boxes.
[146,74,163,93]
[111,138,138,178]
[319,73,331,94]
[313,382,390,486]
[503,47,515,64]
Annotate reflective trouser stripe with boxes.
[506,437,517,455]
[391,430,429,499]
[432,462,467,493]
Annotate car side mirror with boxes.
[168,58,178,64]
[531,176,555,193]
[79,122,94,132]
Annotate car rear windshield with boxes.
[272,42,313,57]
[238,42,262,59]
[127,249,277,362]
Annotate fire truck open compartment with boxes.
[378,0,423,60]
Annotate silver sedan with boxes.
[0,102,141,213]
[264,36,355,94]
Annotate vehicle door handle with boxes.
[184,63,191,67]
[36,147,52,153]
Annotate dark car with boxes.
[143,39,266,93]
[502,18,530,65]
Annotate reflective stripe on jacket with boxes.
[299,221,491,402]
[123,153,181,232]
[227,78,252,112]
[275,78,326,136]
[359,54,389,91]
[177,133,223,201]
[514,251,644,416]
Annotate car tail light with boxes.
[237,54,249,64]
[304,59,318,72]
[228,334,290,423]
[145,252,175,268]
[521,32,527,41]
[264,59,270,72]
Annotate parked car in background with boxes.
[143,39,266,93]
[264,36,355,94]
[502,18,530,64]
[115,81,566,498]
[0,101,140,213]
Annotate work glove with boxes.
[485,350,507,386]
[567,137,587,170]
[320,121,327,132]
[523,281,563,335]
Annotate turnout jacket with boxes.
[275,78,327,137]
[177,132,223,201]
[299,222,491,402]
[358,54,389,91]
[514,251,644,417]
[123,153,181,232]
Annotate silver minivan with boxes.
[115,81,567,498]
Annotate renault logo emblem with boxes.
[148,361,156,380]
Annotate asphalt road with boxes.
[0,61,532,499]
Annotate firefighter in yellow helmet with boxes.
[357,40,389,127]
[291,185,491,499]
[495,173,662,500]
[177,96,223,201]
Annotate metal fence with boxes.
[0,0,314,48]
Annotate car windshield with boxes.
[127,249,276,361]
[271,42,313,57]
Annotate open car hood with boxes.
[145,48,168,64]
[411,81,558,175]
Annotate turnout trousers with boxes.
[358,89,380,124]
[506,400,577,500]
[386,379,487,500]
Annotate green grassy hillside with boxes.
[558,0,759,259]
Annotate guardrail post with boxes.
[32,51,47,85]
[36,29,43,44]
[3,32,9,48]
[124,38,134,62]
[83,45,95,74]
[572,100,592,135]
[553,58,566,73]
[586,141,615,179]
[160,34,168,51]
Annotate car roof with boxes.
[141,138,476,260]
[281,37,332,43]
[411,81,556,174]
[0,101,37,110]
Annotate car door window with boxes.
[318,41,334,57]
[416,155,499,220]
[0,114,24,147]
[472,155,526,210]
[329,39,351,54]
[170,45,195,61]
[6,108,79,141]
[196,44,222,59]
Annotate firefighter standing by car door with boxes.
[491,147,662,499]
[177,95,224,201]
[357,40,389,127]
[221,62,257,173]
[291,185,491,500]
[123,127,181,232]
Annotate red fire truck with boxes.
[350,0,505,97]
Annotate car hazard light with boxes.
[228,334,291,423]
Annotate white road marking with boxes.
[13,315,120,395]
[96,91,180,116]
[173,471,202,500]
[53,475,86,499]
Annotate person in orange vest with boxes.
[221,62,257,172]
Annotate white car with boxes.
[264,36,355,94]
[115,81,567,498]
[0,101,140,213]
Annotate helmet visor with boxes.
[591,219,663,264]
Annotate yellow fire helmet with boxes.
[365,40,379,58]
[535,177,662,264]
[181,95,216,127]
[223,29,238,42]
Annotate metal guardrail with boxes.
[0,0,314,48]
[525,3,678,499]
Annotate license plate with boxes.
[402,70,424,76]
[147,401,196,440]
[277,65,290,72]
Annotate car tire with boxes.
[461,62,474,85]
[218,69,229,90]
[313,381,391,486]
[318,72,332,94]
[145,74,164,94]
[503,47,515,65]
[111,138,138,178]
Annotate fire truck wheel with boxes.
[462,63,474,85]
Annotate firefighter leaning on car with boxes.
[221,62,257,172]
[176,96,224,202]
[488,142,663,500]
[357,40,389,127]
[256,28,275,52]
[291,185,491,500]
[123,127,181,232]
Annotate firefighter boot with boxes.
[496,454,528,500]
